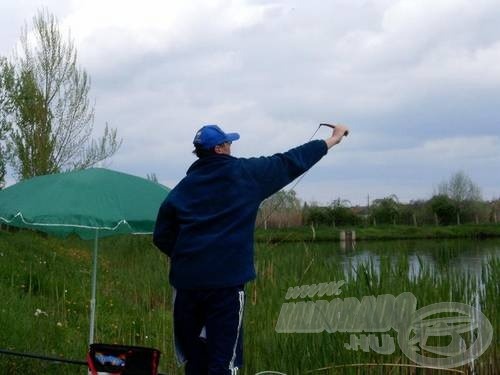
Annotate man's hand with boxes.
[325,124,349,149]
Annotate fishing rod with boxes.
[256,123,347,229]
[319,123,349,136]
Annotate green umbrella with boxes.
[0,168,170,344]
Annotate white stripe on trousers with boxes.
[229,290,245,374]
[172,288,188,365]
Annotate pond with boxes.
[331,238,499,282]
[245,238,499,374]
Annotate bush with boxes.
[429,195,456,225]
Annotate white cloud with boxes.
[1,1,499,202]
[421,136,500,160]
[329,0,500,116]
[63,0,275,70]
[327,136,500,168]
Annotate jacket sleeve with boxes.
[153,199,178,257]
[241,140,328,200]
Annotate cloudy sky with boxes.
[1,0,499,205]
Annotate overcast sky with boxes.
[1,0,499,205]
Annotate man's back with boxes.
[153,140,328,289]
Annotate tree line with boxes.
[0,9,121,188]
[257,171,499,228]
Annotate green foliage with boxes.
[429,194,456,225]
[369,194,400,225]
[490,199,500,223]
[397,200,426,226]
[0,58,13,187]
[328,198,362,226]
[0,9,121,181]
[304,205,327,226]
[6,67,55,178]
[303,199,361,227]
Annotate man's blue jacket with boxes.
[153,140,328,289]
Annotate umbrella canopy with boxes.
[0,168,170,344]
[0,168,170,239]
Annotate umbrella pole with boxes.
[89,229,99,345]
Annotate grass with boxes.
[0,231,172,374]
[0,230,498,374]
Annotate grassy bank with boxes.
[0,231,172,374]
[255,223,500,243]
[0,230,498,374]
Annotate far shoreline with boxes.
[254,224,500,243]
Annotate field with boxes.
[0,229,498,374]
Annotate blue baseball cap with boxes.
[193,125,240,149]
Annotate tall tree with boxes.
[438,171,482,224]
[0,58,13,187]
[258,189,301,229]
[0,9,121,180]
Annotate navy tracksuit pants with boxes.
[173,285,245,375]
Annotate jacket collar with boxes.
[186,154,236,175]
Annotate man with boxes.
[153,123,349,374]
